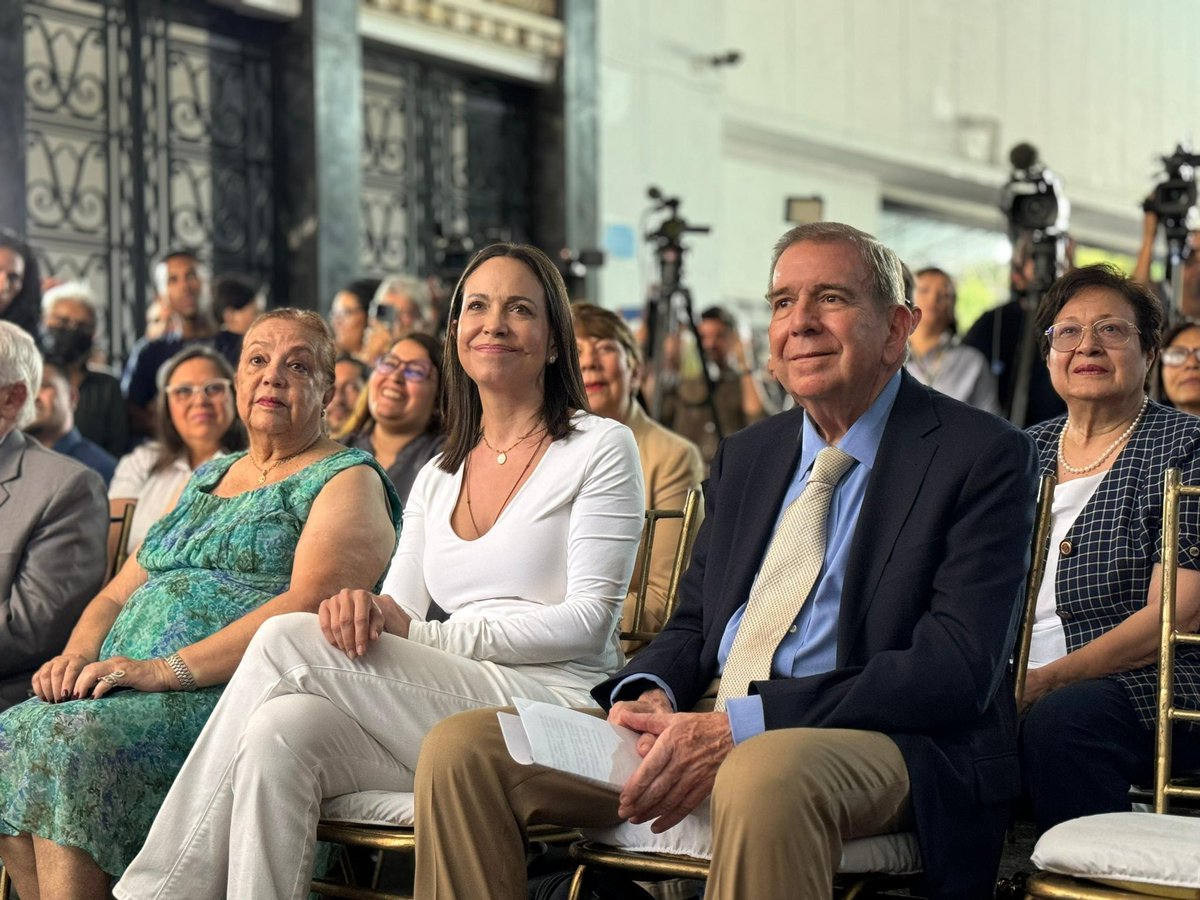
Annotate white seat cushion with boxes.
[1032,812,1200,891]
[581,799,921,874]
[320,790,415,827]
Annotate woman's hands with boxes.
[32,654,176,702]
[319,589,413,659]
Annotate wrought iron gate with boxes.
[359,46,535,282]
[23,0,277,363]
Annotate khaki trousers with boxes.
[413,707,912,900]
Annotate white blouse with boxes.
[1028,470,1106,669]
[381,413,645,689]
[109,443,225,552]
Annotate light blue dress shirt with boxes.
[612,372,902,743]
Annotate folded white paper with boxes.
[498,697,643,789]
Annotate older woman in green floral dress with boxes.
[0,310,401,900]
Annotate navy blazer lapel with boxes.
[719,409,806,623]
[837,374,938,662]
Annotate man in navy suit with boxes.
[412,224,1038,900]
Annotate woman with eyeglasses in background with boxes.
[1159,320,1200,417]
[329,278,381,363]
[109,345,248,558]
[334,332,445,503]
[1020,264,1200,837]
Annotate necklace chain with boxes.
[481,422,544,465]
[466,432,547,536]
[248,436,321,485]
[1057,396,1148,476]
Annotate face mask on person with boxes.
[39,325,94,366]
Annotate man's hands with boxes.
[611,702,734,833]
[32,653,175,701]
[319,589,412,658]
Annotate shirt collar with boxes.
[798,370,902,476]
[53,427,83,454]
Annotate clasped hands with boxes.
[608,687,735,833]
[32,654,176,703]
[318,588,413,659]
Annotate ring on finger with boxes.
[100,669,127,687]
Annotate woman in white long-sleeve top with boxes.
[116,243,645,900]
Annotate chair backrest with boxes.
[1155,467,1200,813]
[107,501,137,583]
[622,487,703,647]
[1014,473,1057,709]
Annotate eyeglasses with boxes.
[1044,317,1139,353]
[165,378,232,402]
[375,356,433,382]
[1162,346,1200,367]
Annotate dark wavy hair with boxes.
[0,230,42,337]
[153,344,247,472]
[438,243,586,473]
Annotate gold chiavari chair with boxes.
[1025,467,1200,900]
[566,474,1061,900]
[107,501,137,583]
[623,487,703,648]
[309,490,704,900]
[0,862,9,900]
[1015,474,1058,709]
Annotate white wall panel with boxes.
[594,0,1200,311]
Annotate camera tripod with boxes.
[641,189,718,436]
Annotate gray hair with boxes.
[374,274,432,311]
[768,222,907,310]
[0,320,43,429]
[42,280,103,322]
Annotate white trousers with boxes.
[114,612,596,900]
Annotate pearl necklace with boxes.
[1057,396,1148,476]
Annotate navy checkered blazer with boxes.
[1028,401,1200,726]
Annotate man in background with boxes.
[122,250,226,438]
[25,361,117,485]
[0,321,107,709]
[39,281,128,457]
[660,305,765,463]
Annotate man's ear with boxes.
[907,305,922,335]
[2,382,28,419]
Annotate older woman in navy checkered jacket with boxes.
[1020,264,1200,835]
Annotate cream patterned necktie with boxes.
[715,445,857,711]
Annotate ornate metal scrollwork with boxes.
[23,0,276,364]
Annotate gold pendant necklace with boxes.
[480,422,544,465]
[248,436,320,485]
[466,432,547,536]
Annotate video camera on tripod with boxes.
[1144,144,1200,233]
[1001,143,1070,297]
[1144,145,1200,312]
[998,143,1070,427]
[641,187,716,426]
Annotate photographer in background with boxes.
[660,305,765,463]
[1133,216,1200,321]
[1133,144,1200,322]
[962,240,1067,426]
[963,143,1069,426]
